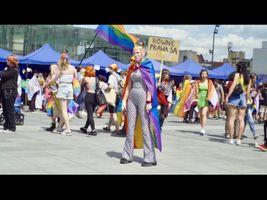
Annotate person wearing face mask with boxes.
[0,55,19,132]
[120,41,161,167]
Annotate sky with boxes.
[74,25,267,62]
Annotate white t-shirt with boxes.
[108,73,120,93]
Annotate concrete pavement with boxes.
[0,111,266,174]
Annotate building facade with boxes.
[252,41,267,74]
[227,50,245,66]
[0,25,152,64]
[0,25,201,67]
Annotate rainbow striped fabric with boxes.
[72,77,81,98]
[46,100,53,117]
[95,25,139,52]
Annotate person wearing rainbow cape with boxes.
[120,42,162,167]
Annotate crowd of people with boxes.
[0,41,267,167]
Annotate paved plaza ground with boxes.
[0,111,266,174]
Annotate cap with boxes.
[109,64,119,72]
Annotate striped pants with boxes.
[122,88,156,163]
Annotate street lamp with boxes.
[211,24,220,63]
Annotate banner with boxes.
[147,37,180,62]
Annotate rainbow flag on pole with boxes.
[95,25,139,52]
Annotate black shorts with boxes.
[160,104,168,116]
[108,104,117,113]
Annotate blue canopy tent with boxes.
[212,63,236,80]
[123,58,183,76]
[79,50,127,70]
[0,48,13,63]
[149,59,183,76]
[170,59,223,79]
[257,74,267,84]
[0,47,25,70]
[20,44,80,66]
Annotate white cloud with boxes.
[125,25,190,40]
[74,25,267,62]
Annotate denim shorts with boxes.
[228,92,247,108]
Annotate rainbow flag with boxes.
[95,25,139,52]
[72,77,81,98]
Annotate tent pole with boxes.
[78,32,97,66]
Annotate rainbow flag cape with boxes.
[95,25,139,52]
[122,58,162,152]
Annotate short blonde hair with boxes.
[134,41,146,52]
[184,75,192,80]
[80,68,86,76]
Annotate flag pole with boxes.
[78,32,97,66]
[158,60,164,83]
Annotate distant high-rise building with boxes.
[252,41,267,74]
[178,50,198,63]
[228,50,245,67]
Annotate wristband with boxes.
[146,100,151,103]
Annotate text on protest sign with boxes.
[147,37,180,62]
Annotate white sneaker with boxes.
[53,126,63,133]
[61,131,72,136]
[235,139,241,145]
[200,129,205,136]
[229,139,235,144]
[68,113,76,119]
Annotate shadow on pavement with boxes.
[178,130,201,135]
[168,120,187,124]
[106,151,143,163]
[208,138,227,144]
[207,133,226,139]
[247,142,257,148]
